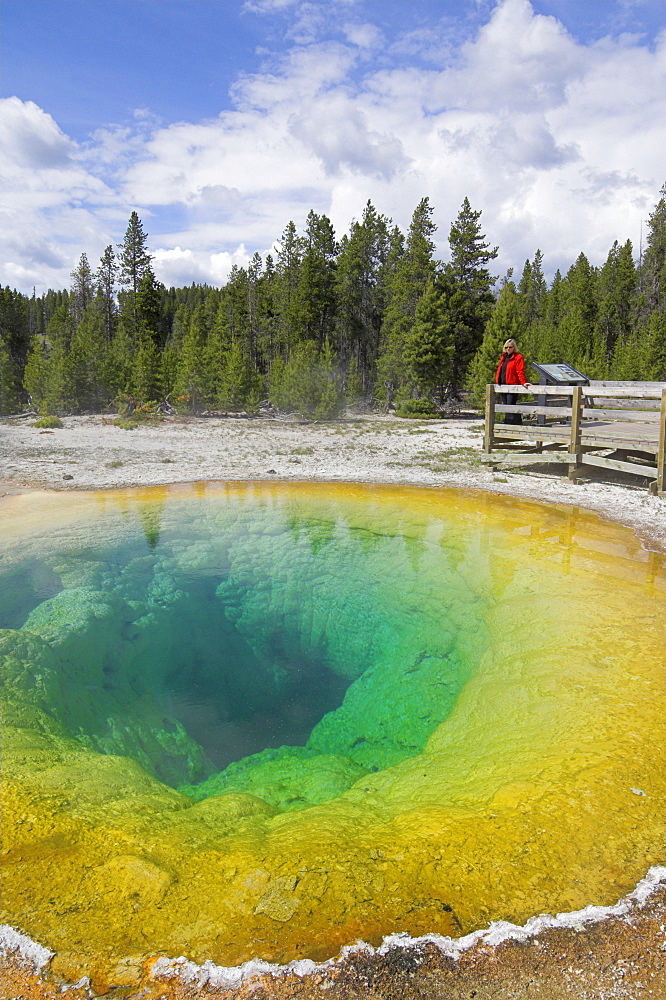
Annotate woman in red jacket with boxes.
[495,339,530,425]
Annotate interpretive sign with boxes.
[531,362,589,385]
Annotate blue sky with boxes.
[1,0,665,293]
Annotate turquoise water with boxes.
[2,489,488,807]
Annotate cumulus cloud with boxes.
[2,0,665,293]
[152,245,251,287]
[288,101,410,179]
[0,98,73,169]
[0,98,118,290]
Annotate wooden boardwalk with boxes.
[483,381,666,495]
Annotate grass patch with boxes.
[412,446,483,471]
[395,399,439,419]
[105,460,124,469]
[422,447,480,460]
[113,419,139,430]
[290,446,315,455]
[34,416,63,429]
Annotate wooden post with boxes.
[568,386,583,481]
[652,386,666,495]
[483,384,496,453]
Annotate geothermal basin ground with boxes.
[1,412,666,1000]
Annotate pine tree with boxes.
[255,252,278,364]
[344,354,364,409]
[445,198,498,395]
[218,341,264,412]
[403,280,454,399]
[595,240,637,364]
[518,250,547,329]
[131,337,162,402]
[23,337,51,413]
[466,281,527,407]
[159,344,180,402]
[225,267,251,352]
[70,253,94,324]
[175,310,209,413]
[0,340,20,413]
[269,340,342,419]
[640,183,666,314]
[23,337,67,415]
[557,253,599,372]
[296,211,338,348]
[274,221,305,357]
[105,323,134,402]
[335,201,393,388]
[376,197,438,403]
[247,251,263,367]
[136,266,164,345]
[65,305,109,411]
[117,212,152,338]
[95,245,118,342]
[0,286,32,411]
[448,197,498,295]
[641,310,666,380]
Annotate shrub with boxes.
[34,416,63,429]
[269,342,343,420]
[112,418,139,430]
[115,396,162,420]
[395,398,439,419]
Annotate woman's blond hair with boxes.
[503,338,518,349]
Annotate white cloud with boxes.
[2,0,665,294]
[288,98,410,179]
[0,98,119,290]
[342,22,384,50]
[0,97,73,169]
[152,246,251,287]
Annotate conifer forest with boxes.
[1,186,665,420]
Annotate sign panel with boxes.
[531,362,588,385]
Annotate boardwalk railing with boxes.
[483,381,666,495]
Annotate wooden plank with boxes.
[583,423,658,446]
[495,404,572,417]
[568,386,583,480]
[496,384,574,396]
[483,384,496,453]
[582,453,658,477]
[582,407,660,422]
[497,384,663,399]
[481,452,578,467]
[588,380,666,388]
[579,386,663,399]
[493,425,659,449]
[494,426,571,440]
[654,388,666,494]
[584,397,660,411]
[481,451,576,468]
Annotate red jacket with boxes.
[495,351,528,387]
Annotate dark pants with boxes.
[500,392,522,425]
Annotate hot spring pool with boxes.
[1,482,665,988]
